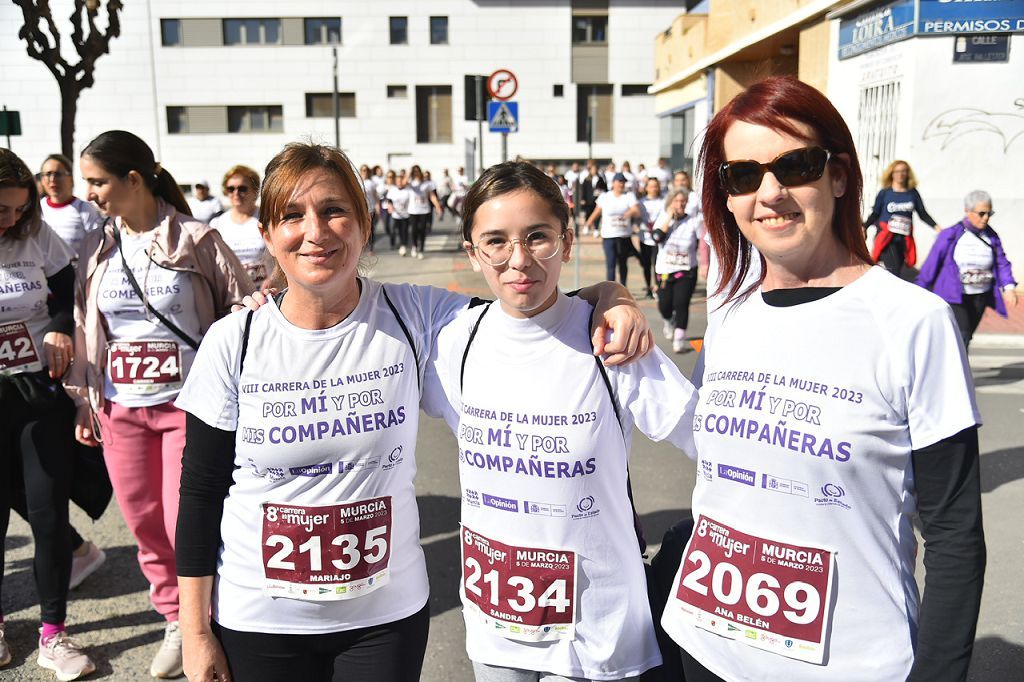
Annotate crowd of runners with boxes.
[0,74,1014,682]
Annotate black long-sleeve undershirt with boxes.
[44,264,75,338]
[763,286,985,681]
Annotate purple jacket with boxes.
[916,218,1017,317]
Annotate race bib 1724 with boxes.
[107,340,182,394]
[261,497,392,601]
[671,515,836,664]
[461,525,577,642]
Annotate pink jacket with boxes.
[65,199,254,413]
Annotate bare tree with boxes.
[14,0,124,157]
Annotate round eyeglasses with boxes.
[471,229,566,267]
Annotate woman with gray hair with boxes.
[916,189,1017,348]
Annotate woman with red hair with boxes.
[660,77,984,682]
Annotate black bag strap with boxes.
[380,285,421,391]
[459,303,492,391]
[238,310,255,378]
[112,226,200,351]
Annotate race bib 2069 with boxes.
[671,515,836,664]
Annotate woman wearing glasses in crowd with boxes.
[67,130,252,679]
[0,148,96,680]
[863,160,938,278]
[210,165,269,288]
[659,77,985,682]
[916,190,1017,349]
[174,142,648,682]
[38,153,102,256]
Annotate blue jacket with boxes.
[916,218,1016,317]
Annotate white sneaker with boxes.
[149,622,182,679]
[673,336,688,354]
[411,247,418,258]
[399,245,407,257]
[0,623,11,668]
[37,631,96,681]
[662,320,674,341]
[417,251,425,260]
[69,541,106,590]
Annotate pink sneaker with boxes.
[37,631,96,681]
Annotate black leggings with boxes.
[638,243,657,291]
[679,646,727,681]
[879,235,907,277]
[213,602,430,682]
[394,218,410,249]
[950,292,990,350]
[410,213,429,253]
[657,269,698,330]
[0,375,75,623]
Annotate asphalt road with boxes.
[3,224,1022,680]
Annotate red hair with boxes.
[700,76,869,301]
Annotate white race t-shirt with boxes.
[210,212,268,285]
[648,166,672,190]
[639,197,665,247]
[0,223,74,374]
[662,266,980,681]
[39,197,102,257]
[408,180,435,216]
[953,229,996,295]
[596,192,638,239]
[653,212,700,275]
[96,230,201,407]
[432,293,698,681]
[188,196,224,224]
[175,280,468,635]
[387,187,412,220]
[362,178,379,215]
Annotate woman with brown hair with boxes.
[68,130,252,678]
[0,148,95,679]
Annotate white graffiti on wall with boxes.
[922,99,1024,152]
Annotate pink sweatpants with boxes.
[99,400,184,621]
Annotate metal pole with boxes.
[501,132,508,163]
[586,115,593,163]
[3,106,10,149]
[332,47,340,148]
[475,75,484,177]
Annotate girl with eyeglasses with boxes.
[863,160,938,278]
[430,161,697,682]
[916,190,1017,349]
[38,153,102,256]
[0,147,96,680]
[173,143,648,682]
[66,130,253,679]
[210,166,269,287]
[659,77,984,682]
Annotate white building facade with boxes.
[0,0,682,189]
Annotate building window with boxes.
[306,92,355,118]
[572,15,607,44]
[389,17,408,45]
[577,84,613,143]
[416,86,452,143]
[387,85,408,99]
[621,84,651,97]
[304,18,341,45]
[161,19,181,46]
[430,16,448,44]
[553,84,564,97]
[223,19,281,46]
[228,105,283,133]
[167,106,188,133]
[857,81,902,194]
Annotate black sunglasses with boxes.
[720,146,831,196]
[225,185,250,194]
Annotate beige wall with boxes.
[654,74,708,115]
[798,20,830,93]
[714,56,799,110]
[705,0,818,54]
[654,14,708,86]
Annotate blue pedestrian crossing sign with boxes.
[488,101,518,133]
